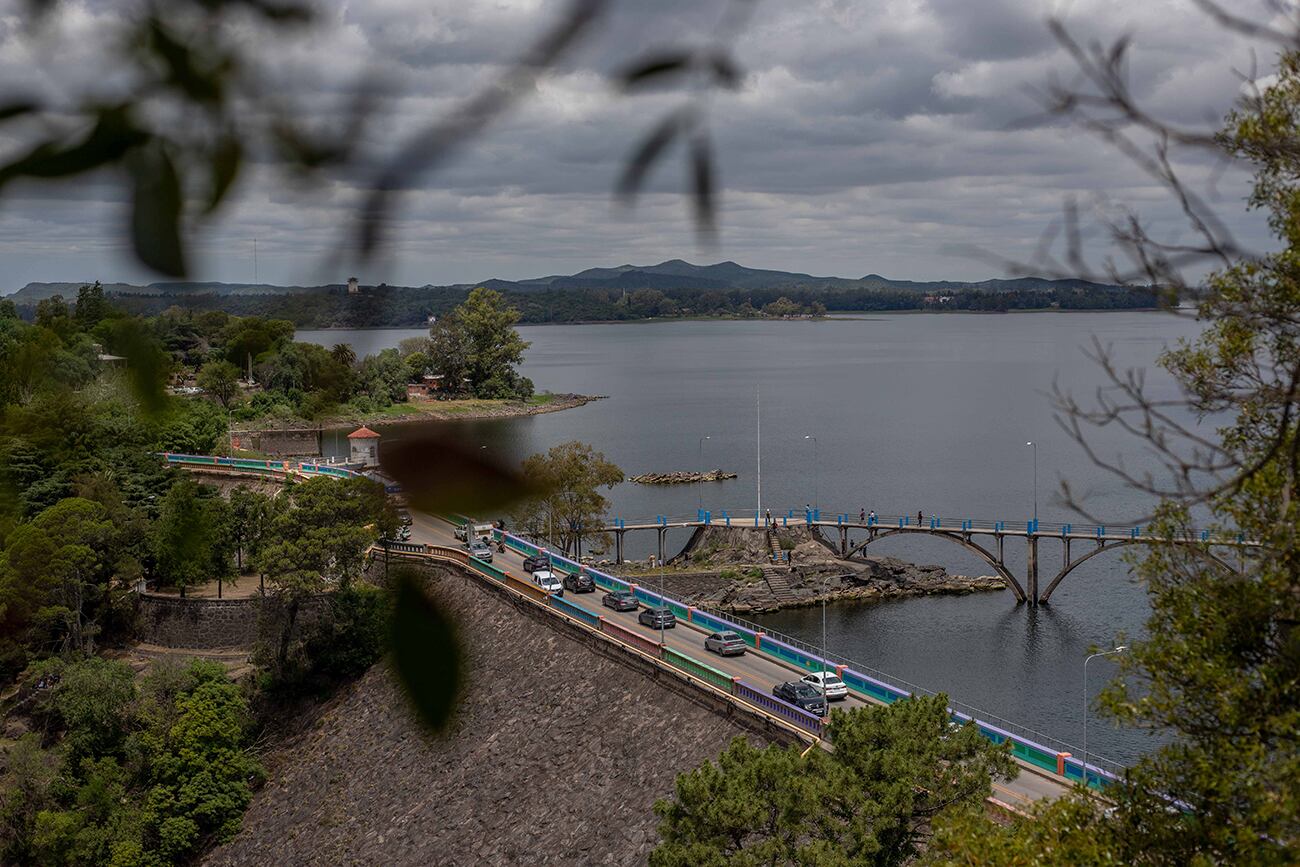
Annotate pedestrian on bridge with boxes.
[765,508,772,527]
[859,508,866,523]
[917,510,924,525]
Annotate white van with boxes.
[531,569,564,597]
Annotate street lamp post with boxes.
[698,435,711,510]
[1082,645,1127,785]
[804,435,819,514]
[820,572,831,706]
[1025,441,1038,526]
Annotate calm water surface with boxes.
[300,311,1207,764]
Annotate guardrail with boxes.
[597,507,1242,545]
[162,452,365,481]
[492,528,1121,787]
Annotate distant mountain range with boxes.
[5,260,1129,302]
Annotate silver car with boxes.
[704,631,747,656]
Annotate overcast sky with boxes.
[0,0,1285,290]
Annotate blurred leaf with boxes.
[105,318,171,415]
[707,53,742,89]
[224,0,314,23]
[207,132,242,212]
[390,568,462,733]
[690,131,716,236]
[617,109,690,202]
[379,428,542,515]
[0,105,144,192]
[0,100,39,123]
[129,143,187,277]
[145,17,225,105]
[617,52,692,90]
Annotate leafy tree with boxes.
[140,676,261,861]
[761,296,802,317]
[430,287,533,399]
[254,476,388,667]
[151,477,234,596]
[220,316,293,371]
[228,485,275,572]
[356,347,409,404]
[196,359,241,410]
[510,441,623,556]
[52,657,138,766]
[0,498,121,662]
[652,695,1015,866]
[932,46,1300,867]
[73,282,111,331]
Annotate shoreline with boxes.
[235,392,603,434]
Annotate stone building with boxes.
[348,425,380,466]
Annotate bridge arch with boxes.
[1038,539,1240,604]
[844,529,1027,603]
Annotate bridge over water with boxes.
[595,508,1255,606]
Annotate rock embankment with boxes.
[205,565,772,866]
[612,525,1005,614]
[629,469,738,484]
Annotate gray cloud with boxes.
[0,0,1282,289]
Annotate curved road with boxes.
[406,510,1077,810]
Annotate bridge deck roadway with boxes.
[406,510,1077,810]
[604,516,1243,545]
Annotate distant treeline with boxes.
[26,283,1161,327]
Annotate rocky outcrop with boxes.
[612,525,1006,614]
[629,469,738,484]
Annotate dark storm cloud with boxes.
[0,0,1282,288]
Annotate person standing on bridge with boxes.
[869,510,876,523]
[917,510,924,525]
[859,508,866,523]
[765,508,772,527]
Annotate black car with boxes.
[563,570,595,593]
[398,510,412,526]
[602,591,639,612]
[523,554,551,573]
[637,606,676,629]
[773,681,828,717]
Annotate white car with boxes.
[801,671,848,701]
[532,570,563,597]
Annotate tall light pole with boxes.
[1025,441,1038,526]
[804,435,819,514]
[820,572,832,705]
[1082,645,1127,785]
[698,435,711,510]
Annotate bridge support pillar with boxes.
[1027,536,1039,606]
[839,526,849,558]
[615,530,625,565]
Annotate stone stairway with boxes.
[763,568,800,604]
[765,529,780,562]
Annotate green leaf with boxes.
[129,143,187,277]
[390,568,462,733]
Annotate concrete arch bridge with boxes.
[598,509,1256,607]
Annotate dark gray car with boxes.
[602,591,638,612]
[704,631,747,656]
[468,541,493,563]
[773,681,828,717]
[638,606,676,629]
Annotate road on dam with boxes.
[404,510,1078,810]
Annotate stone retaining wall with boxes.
[136,593,262,649]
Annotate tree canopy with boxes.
[652,695,1015,866]
[510,441,623,556]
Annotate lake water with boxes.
[300,311,1208,764]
